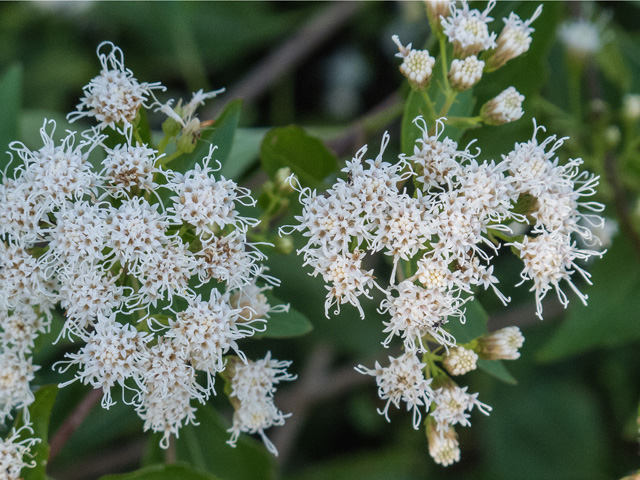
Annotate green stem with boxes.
[567,56,584,121]
[439,33,449,90]
[420,89,438,126]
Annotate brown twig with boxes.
[208,2,364,118]
[270,343,372,464]
[49,388,103,462]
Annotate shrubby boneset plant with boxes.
[284,0,605,466]
[0,40,296,474]
[0,1,610,476]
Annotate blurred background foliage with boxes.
[1,1,640,479]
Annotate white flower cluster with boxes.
[289,114,603,465]
[0,41,294,462]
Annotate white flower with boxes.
[58,266,126,338]
[426,418,460,466]
[486,5,543,70]
[306,249,376,319]
[0,424,40,478]
[155,88,225,131]
[0,176,47,244]
[391,35,436,89]
[135,239,198,306]
[0,306,47,355]
[431,384,491,433]
[441,0,497,58]
[68,41,164,128]
[45,201,107,268]
[0,352,38,422]
[196,231,268,289]
[9,120,101,207]
[136,339,205,449]
[167,290,264,389]
[380,280,460,352]
[356,351,433,430]
[511,231,602,319]
[102,127,162,195]
[226,353,295,456]
[443,346,478,375]
[481,86,524,125]
[167,146,257,234]
[406,117,469,190]
[228,280,289,323]
[56,317,152,409]
[448,55,484,91]
[476,326,525,360]
[0,243,54,314]
[105,197,169,269]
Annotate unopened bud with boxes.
[475,326,524,360]
[392,35,435,90]
[481,87,524,125]
[274,235,294,255]
[442,346,478,376]
[448,56,484,91]
[426,417,460,467]
[275,167,295,194]
[425,0,451,28]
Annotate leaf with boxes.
[99,464,221,480]
[143,403,276,480]
[177,99,243,174]
[480,378,607,480]
[19,385,59,480]
[260,126,338,189]
[538,234,640,362]
[220,127,269,180]
[447,299,517,384]
[253,295,313,339]
[0,64,23,176]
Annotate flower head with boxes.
[391,35,436,89]
[69,41,164,128]
[442,0,497,58]
[356,351,433,429]
[448,55,484,91]
[486,5,543,70]
[481,86,524,125]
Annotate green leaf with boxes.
[260,126,338,189]
[447,300,516,384]
[0,64,23,176]
[99,464,221,480]
[538,235,640,362]
[253,295,313,339]
[143,403,276,480]
[220,127,269,180]
[480,378,607,480]
[19,385,59,480]
[177,99,243,174]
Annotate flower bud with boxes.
[475,326,524,360]
[275,167,295,194]
[274,235,294,255]
[426,417,460,467]
[485,6,543,71]
[448,56,484,91]
[481,87,524,125]
[442,346,478,376]
[392,35,435,90]
[425,0,451,29]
